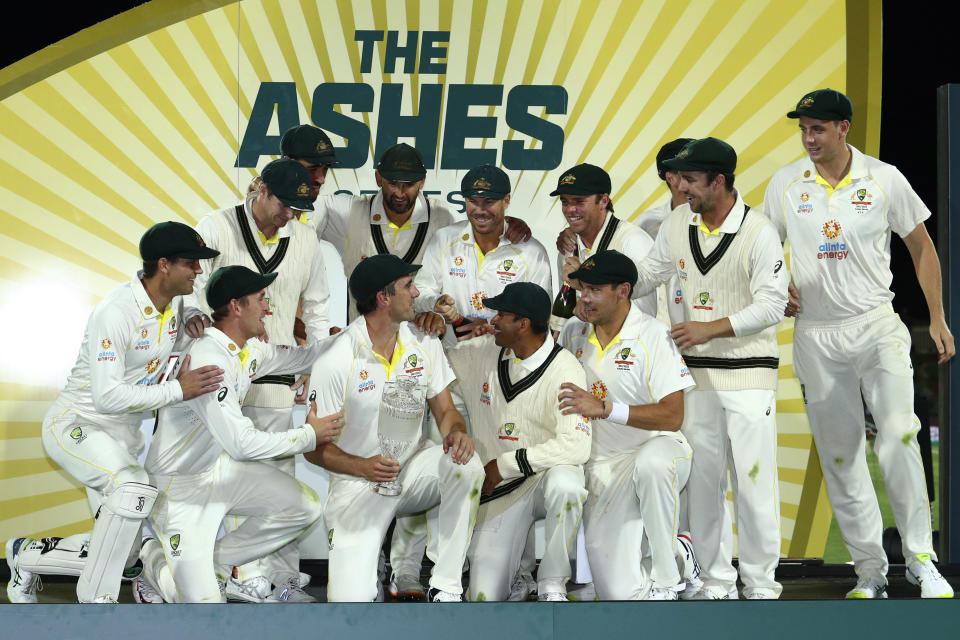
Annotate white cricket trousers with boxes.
[794,304,934,578]
[225,404,301,587]
[683,388,781,596]
[584,435,692,599]
[142,452,322,602]
[324,443,484,602]
[467,465,587,600]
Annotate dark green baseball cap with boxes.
[139,221,220,261]
[787,88,853,122]
[376,143,426,182]
[483,282,551,325]
[662,137,737,174]
[206,265,278,310]
[260,158,315,211]
[349,254,421,301]
[656,137,694,179]
[461,165,511,199]
[549,163,611,196]
[280,124,340,166]
[567,250,637,288]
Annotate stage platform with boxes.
[3,572,958,640]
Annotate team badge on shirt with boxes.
[169,533,181,557]
[851,188,873,213]
[404,354,424,376]
[496,259,517,284]
[498,422,519,441]
[693,291,714,311]
[69,426,87,444]
[614,347,634,370]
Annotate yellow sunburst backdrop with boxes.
[0,0,881,559]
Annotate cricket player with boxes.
[557,250,696,600]
[445,282,591,602]
[634,137,789,599]
[185,157,331,601]
[306,254,484,602]
[136,266,341,603]
[762,89,954,599]
[6,222,223,604]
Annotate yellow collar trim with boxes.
[373,336,406,378]
[388,218,412,246]
[258,229,280,245]
[587,330,621,360]
[815,171,852,197]
[237,346,250,369]
[156,306,174,342]
[698,220,722,237]
[474,242,486,269]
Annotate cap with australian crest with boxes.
[349,254,422,302]
[661,137,737,174]
[482,282,551,325]
[786,88,853,122]
[376,143,427,182]
[280,124,340,166]
[461,165,511,200]
[567,250,637,288]
[139,221,220,261]
[260,158,315,211]
[549,163,612,197]
[206,265,278,310]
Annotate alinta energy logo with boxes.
[818,219,849,260]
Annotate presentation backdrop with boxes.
[0,0,881,560]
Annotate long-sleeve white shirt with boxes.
[146,327,332,476]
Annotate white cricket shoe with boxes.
[845,575,888,599]
[389,572,425,600]
[537,591,568,602]
[676,531,704,600]
[743,587,780,600]
[226,575,271,603]
[5,538,40,604]
[687,585,736,600]
[906,554,954,599]
[266,578,317,603]
[298,572,311,589]
[507,570,537,602]
[645,583,680,600]
[132,574,163,604]
[427,587,462,602]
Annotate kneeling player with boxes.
[447,283,591,602]
[306,254,483,602]
[137,266,341,603]
[558,251,695,600]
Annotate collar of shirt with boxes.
[370,192,430,226]
[204,326,247,359]
[350,315,414,378]
[132,274,166,319]
[794,144,868,184]
[502,334,555,373]
[458,224,511,267]
[578,212,615,254]
[687,192,747,235]
[585,301,648,358]
[244,192,292,246]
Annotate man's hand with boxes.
[785,283,801,317]
[306,401,342,446]
[443,430,475,465]
[556,228,577,255]
[291,374,311,404]
[931,318,956,364]
[558,382,605,418]
[561,256,583,290]
[184,314,211,339]
[329,326,342,336]
[457,320,494,341]
[414,311,446,336]
[247,175,263,194]
[294,317,308,345]
[358,455,402,483]
[481,459,503,495]
[433,294,461,323]
[504,216,532,243]
[671,321,718,350]
[176,354,224,400]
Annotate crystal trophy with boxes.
[375,376,425,496]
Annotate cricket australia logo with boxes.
[615,347,634,370]
[69,426,87,444]
[169,534,181,557]
[405,354,424,375]
[693,291,714,311]
[496,259,517,283]
[851,188,872,213]
[498,422,519,441]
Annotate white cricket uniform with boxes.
[559,303,695,599]
[635,195,788,597]
[312,192,454,321]
[190,194,331,582]
[446,334,591,600]
[762,145,935,575]
[559,213,658,318]
[415,220,553,325]
[637,199,685,326]
[24,276,191,581]
[140,328,329,602]
[314,317,484,602]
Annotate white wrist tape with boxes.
[607,402,629,425]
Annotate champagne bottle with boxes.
[550,282,577,332]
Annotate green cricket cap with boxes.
[482,282,551,325]
[461,165,511,200]
[376,143,427,182]
[787,88,853,122]
[662,137,737,174]
[260,158,315,211]
[280,125,340,166]
[549,163,611,197]
[139,221,220,261]
[567,250,638,288]
[349,254,422,302]
[206,265,278,310]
